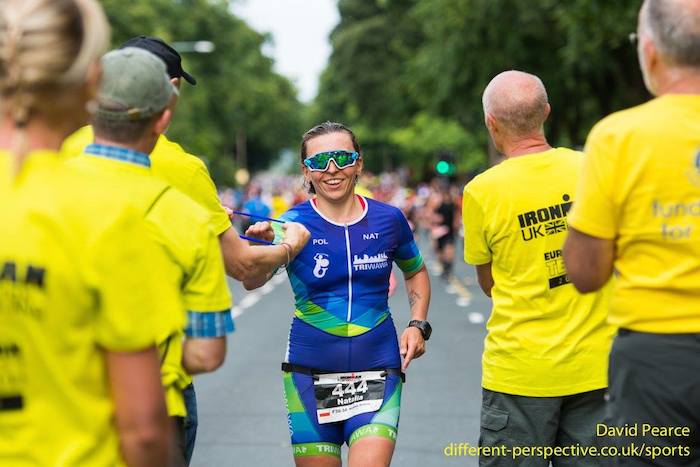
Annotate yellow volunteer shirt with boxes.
[569,95,700,333]
[61,126,231,236]
[0,150,181,466]
[68,150,232,417]
[271,195,290,219]
[463,148,614,397]
[354,184,373,199]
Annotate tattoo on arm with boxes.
[408,290,421,310]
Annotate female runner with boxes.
[245,122,432,467]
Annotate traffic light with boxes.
[435,152,456,175]
[436,160,452,175]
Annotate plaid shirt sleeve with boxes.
[184,310,235,338]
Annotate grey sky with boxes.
[231,0,339,103]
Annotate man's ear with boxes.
[154,108,173,136]
[168,78,181,109]
[543,103,551,121]
[84,60,102,101]
[638,34,661,95]
[485,113,498,134]
[642,37,659,74]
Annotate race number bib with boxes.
[314,371,385,424]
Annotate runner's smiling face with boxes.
[303,131,363,203]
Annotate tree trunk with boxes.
[236,127,247,170]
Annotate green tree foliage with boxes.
[390,113,481,176]
[314,0,647,179]
[101,0,303,185]
[312,0,424,173]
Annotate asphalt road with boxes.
[191,239,491,466]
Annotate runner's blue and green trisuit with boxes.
[279,196,424,458]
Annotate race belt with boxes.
[282,363,404,424]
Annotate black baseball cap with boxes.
[120,36,197,85]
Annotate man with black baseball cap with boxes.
[69,47,229,467]
[120,36,197,85]
[59,36,311,466]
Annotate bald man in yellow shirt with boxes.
[463,71,613,467]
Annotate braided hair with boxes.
[0,0,109,170]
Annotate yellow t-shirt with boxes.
[61,126,232,236]
[354,184,373,199]
[568,95,700,333]
[0,151,181,466]
[463,147,614,397]
[271,195,290,219]
[68,151,232,416]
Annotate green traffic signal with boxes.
[436,160,453,175]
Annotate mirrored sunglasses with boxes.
[304,150,360,172]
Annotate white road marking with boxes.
[271,273,287,285]
[259,282,275,295]
[457,297,471,307]
[468,312,485,324]
[238,292,261,309]
[427,260,442,276]
[231,272,288,319]
[461,276,475,286]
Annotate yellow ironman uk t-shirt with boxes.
[61,126,232,236]
[568,94,700,333]
[0,150,182,466]
[463,148,614,397]
[68,153,232,417]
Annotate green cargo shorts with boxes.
[479,388,607,467]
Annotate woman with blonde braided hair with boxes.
[0,1,181,466]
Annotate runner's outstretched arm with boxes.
[218,222,309,282]
[233,221,306,290]
[239,220,277,289]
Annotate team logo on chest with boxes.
[353,252,389,271]
[313,253,330,278]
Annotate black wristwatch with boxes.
[407,320,432,341]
